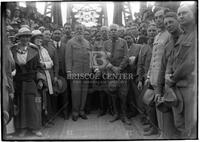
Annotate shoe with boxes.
[19,129,27,137]
[121,117,132,125]
[143,125,152,132]
[79,114,88,120]
[110,115,120,123]
[142,119,150,125]
[72,115,79,121]
[97,110,106,117]
[63,112,69,120]
[32,130,43,137]
[143,127,158,136]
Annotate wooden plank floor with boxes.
[8,111,160,140]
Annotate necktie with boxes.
[111,39,116,58]
[56,42,59,48]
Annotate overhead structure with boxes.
[44,2,62,26]
[66,2,108,29]
[113,2,133,26]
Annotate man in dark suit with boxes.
[65,24,91,121]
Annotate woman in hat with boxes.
[30,30,55,126]
[11,27,43,137]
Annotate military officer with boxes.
[65,24,91,121]
[145,8,174,138]
[103,24,131,125]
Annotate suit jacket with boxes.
[65,37,91,74]
[103,37,128,70]
[43,40,59,78]
[138,44,152,82]
[127,43,142,76]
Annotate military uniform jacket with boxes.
[65,37,91,74]
[147,30,171,86]
[166,29,196,87]
[103,37,128,70]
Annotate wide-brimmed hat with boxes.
[108,79,119,93]
[31,30,43,39]
[53,76,67,94]
[15,27,32,38]
[157,87,183,113]
[142,89,155,106]
[21,24,30,29]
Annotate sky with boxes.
[19,1,195,26]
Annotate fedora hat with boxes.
[142,88,155,106]
[15,27,32,38]
[156,87,179,113]
[53,76,67,94]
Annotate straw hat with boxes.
[31,30,43,38]
[15,27,32,38]
[142,89,155,106]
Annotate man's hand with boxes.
[9,93,14,99]
[53,77,58,84]
[144,78,150,86]
[67,71,72,79]
[37,80,43,90]
[137,81,143,90]
[40,61,46,68]
[154,94,162,103]
[129,56,136,65]
[165,74,175,87]
[112,66,120,74]
[12,69,16,76]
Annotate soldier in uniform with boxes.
[145,8,173,138]
[137,23,158,136]
[65,24,91,121]
[164,4,197,138]
[155,12,183,139]
[103,24,131,125]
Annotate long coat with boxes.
[65,37,91,74]
[11,43,42,130]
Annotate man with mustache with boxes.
[65,24,91,121]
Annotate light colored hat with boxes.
[21,25,30,29]
[31,30,43,38]
[142,89,155,106]
[15,27,32,38]
[53,76,67,94]
[6,25,14,31]
[39,26,45,30]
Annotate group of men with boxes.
[3,2,197,139]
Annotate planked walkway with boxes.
[8,111,160,140]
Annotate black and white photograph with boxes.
[1,1,198,140]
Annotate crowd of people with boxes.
[2,2,197,140]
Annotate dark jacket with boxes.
[103,37,128,70]
[65,37,91,74]
[43,40,59,78]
